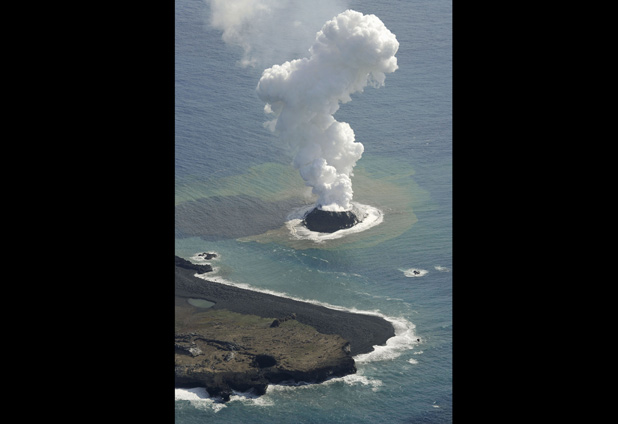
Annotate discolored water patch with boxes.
[175,194,307,240]
[187,298,215,309]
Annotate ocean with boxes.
[174,0,452,422]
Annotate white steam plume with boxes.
[206,0,349,68]
[256,10,399,211]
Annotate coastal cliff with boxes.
[174,255,394,401]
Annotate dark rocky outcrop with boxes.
[175,255,213,274]
[253,354,277,368]
[196,252,218,260]
[176,355,356,402]
[303,208,359,233]
[175,307,358,402]
[270,313,296,328]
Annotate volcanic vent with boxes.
[302,207,360,233]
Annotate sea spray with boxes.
[256,10,399,211]
[175,386,272,411]
[175,387,227,412]
[353,316,418,363]
[402,268,429,278]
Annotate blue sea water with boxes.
[175,0,452,422]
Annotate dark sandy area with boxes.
[175,259,395,357]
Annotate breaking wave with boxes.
[175,371,385,410]
[353,316,419,363]
[190,251,220,264]
[194,271,419,363]
[266,371,383,394]
[175,386,274,411]
[175,387,227,412]
[401,268,428,278]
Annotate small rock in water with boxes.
[198,252,217,260]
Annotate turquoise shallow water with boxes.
[175,0,451,421]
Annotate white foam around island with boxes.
[401,268,428,278]
[175,387,227,412]
[285,202,384,242]
[265,371,384,394]
[190,251,220,263]
[353,315,419,363]
[175,387,275,410]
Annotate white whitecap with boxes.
[354,316,420,363]
[190,252,220,263]
[340,373,383,387]
[401,268,428,278]
[175,388,226,412]
[175,387,275,409]
[175,387,210,400]
[228,389,275,407]
[329,373,384,392]
[264,372,383,396]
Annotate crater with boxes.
[253,354,277,368]
[302,207,359,233]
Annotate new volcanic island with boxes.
[302,207,359,233]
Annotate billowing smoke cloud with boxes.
[206,0,349,68]
[256,10,399,211]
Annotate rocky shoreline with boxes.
[175,255,395,401]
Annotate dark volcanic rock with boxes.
[253,354,277,368]
[175,256,213,274]
[175,259,395,356]
[197,252,217,260]
[303,208,359,233]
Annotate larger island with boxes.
[175,255,395,401]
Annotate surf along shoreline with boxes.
[175,255,395,400]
